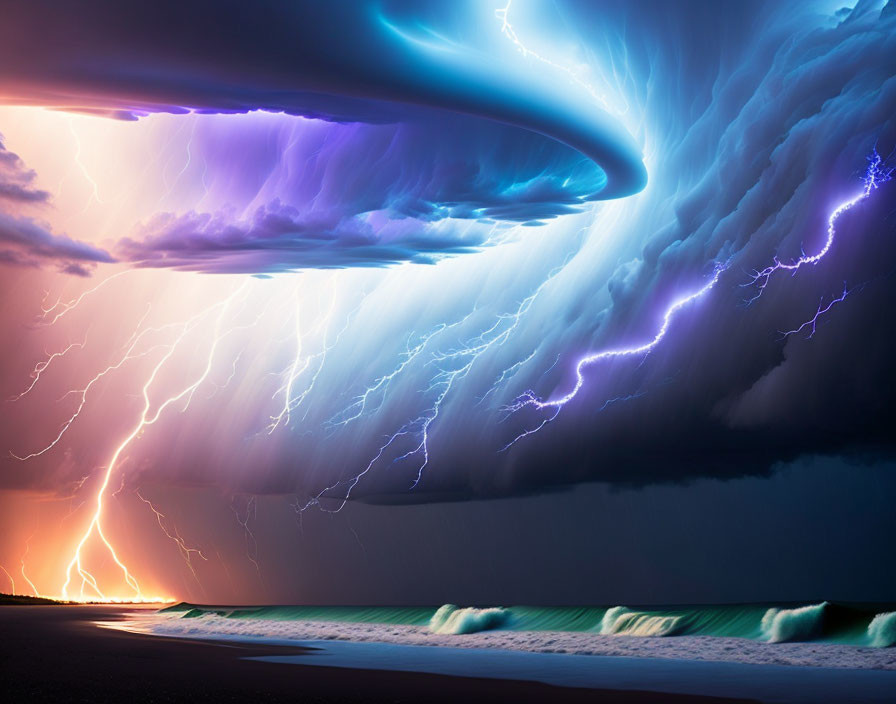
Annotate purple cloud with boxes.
[0,137,49,204]
[0,213,115,275]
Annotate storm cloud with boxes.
[1,0,894,508]
[0,0,646,274]
[283,0,896,502]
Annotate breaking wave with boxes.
[761,602,827,643]
[868,612,896,648]
[600,606,682,637]
[428,604,511,635]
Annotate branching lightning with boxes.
[745,151,891,302]
[501,263,726,449]
[267,283,345,433]
[478,348,537,406]
[11,318,192,461]
[779,282,851,340]
[8,334,87,401]
[58,285,246,600]
[39,270,129,326]
[303,260,566,512]
[326,311,477,430]
[496,0,617,113]
[504,151,890,449]
[135,488,208,587]
[68,116,104,209]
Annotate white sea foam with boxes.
[128,611,896,671]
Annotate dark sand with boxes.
[0,604,757,703]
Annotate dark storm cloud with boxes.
[449,0,896,497]
[241,0,894,504]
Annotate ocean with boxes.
[98,601,896,702]
[157,601,896,648]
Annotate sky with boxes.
[0,0,894,605]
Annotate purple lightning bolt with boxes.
[779,282,851,340]
[745,150,891,302]
[504,150,890,450]
[502,262,727,449]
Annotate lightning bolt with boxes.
[60,284,247,600]
[327,311,478,430]
[122,304,153,350]
[231,495,261,578]
[135,489,208,588]
[304,259,568,512]
[11,317,194,461]
[268,280,362,432]
[267,288,326,433]
[505,151,891,448]
[20,536,41,597]
[39,270,129,326]
[8,334,87,401]
[207,350,243,399]
[14,270,296,600]
[502,263,725,448]
[745,151,892,302]
[1,564,15,594]
[779,282,851,340]
[162,117,197,200]
[495,0,618,114]
[68,116,104,209]
[477,348,537,406]
[284,288,346,422]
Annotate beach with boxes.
[0,604,752,703]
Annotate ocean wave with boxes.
[160,601,896,647]
[868,612,896,648]
[600,606,682,637]
[761,602,827,643]
[130,610,896,670]
[428,604,511,635]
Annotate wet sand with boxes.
[0,604,755,703]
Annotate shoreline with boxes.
[0,605,753,703]
[133,608,896,671]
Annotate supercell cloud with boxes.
[0,0,894,511]
[0,0,645,272]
